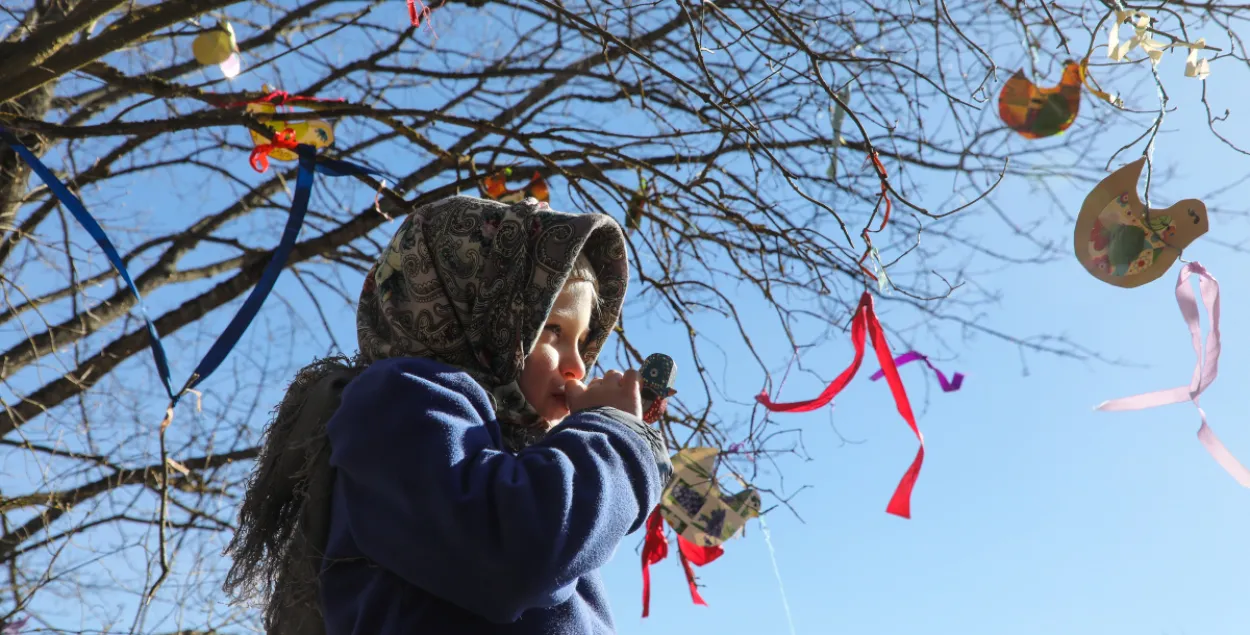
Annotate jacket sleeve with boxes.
[326,359,671,624]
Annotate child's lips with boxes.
[550,392,568,410]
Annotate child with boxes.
[225,196,672,635]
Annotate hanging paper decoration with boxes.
[659,447,761,548]
[626,173,649,231]
[192,21,242,78]
[870,351,964,393]
[1185,39,1212,80]
[246,97,334,172]
[641,447,759,617]
[998,61,1083,139]
[827,84,852,180]
[639,352,677,423]
[1107,9,1213,79]
[221,88,344,173]
[757,291,925,518]
[1073,157,1207,288]
[480,168,550,203]
[1096,262,1250,487]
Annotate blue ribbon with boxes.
[2,127,382,407]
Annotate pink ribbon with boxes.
[1096,262,1250,487]
[870,351,964,392]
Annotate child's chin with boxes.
[540,409,570,428]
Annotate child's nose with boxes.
[561,353,586,382]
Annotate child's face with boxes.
[519,280,595,425]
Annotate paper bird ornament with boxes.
[1073,157,1208,288]
[998,61,1084,139]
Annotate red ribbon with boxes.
[755,291,925,518]
[408,0,432,26]
[220,90,346,110]
[249,128,299,173]
[640,508,667,618]
[640,508,725,617]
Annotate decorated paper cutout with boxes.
[192,21,241,79]
[827,84,851,180]
[642,446,755,617]
[247,100,334,166]
[1073,157,1207,288]
[659,447,761,548]
[1186,39,1212,79]
[639,352,677,423]
[757,291,924,518]
[998,61,1083,139]
[1096,262,1250,487]
[1107,9,1213,79]
[480,168,550,203]
[1108,10,1162,63]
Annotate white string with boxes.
[759,516,798,635]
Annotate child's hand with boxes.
[565,370,643,419]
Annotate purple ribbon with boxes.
[2,616,29,635]
[870,351,964,392]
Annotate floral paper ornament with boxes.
[1073,157,1208,288]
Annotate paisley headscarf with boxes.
[356,194,629,449]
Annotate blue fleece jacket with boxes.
[320,356,671,634]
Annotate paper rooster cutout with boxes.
[642,447,760,617]
[246,99,334,164]
[480,168,550,204]
[998,61,1083,139]
[1073,157,1208,288]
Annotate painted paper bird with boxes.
[1074,158,1209,288]
[998,61,1084,139]
[1092,208,1151,276]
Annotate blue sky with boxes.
[6,5,1250,635]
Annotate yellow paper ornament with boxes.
[246,99,334,163]
[192,21,237,66]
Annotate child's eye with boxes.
[545,324,562,337]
